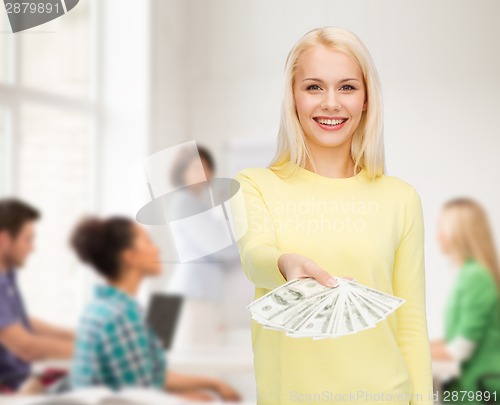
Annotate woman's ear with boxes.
[120,247,136,269]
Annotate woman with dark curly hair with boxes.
[69,216,241,402]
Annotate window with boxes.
[0,1,99,326]
[0,109,7,194]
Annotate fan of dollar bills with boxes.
[246,277,405,339]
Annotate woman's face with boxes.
[436,212,452,256]
[293,46,367,155]
[183,157,213,186]
[127,224,162,276]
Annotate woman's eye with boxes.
[306,84,321,91]
[340,84,356,91]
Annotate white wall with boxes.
[77,0,152,316]
[149,0,500,339]
[99,0,150,216]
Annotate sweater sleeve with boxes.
[228,169,288,290]
[392,186,434,405]
[456,268,498,343]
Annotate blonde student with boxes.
[229,26,434,405]
[432,198,500,404]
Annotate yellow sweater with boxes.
[229,162,434,405]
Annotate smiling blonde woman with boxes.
[230,26,434,405]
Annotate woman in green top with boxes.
[431,198,500,404]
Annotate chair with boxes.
[477,373,500,404]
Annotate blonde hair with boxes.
[441,198,500,294]
[268,26,385,180]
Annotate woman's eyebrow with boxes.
[302,78,360,83]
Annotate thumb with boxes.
[306,261,338,288]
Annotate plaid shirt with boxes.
[70,284,166,390]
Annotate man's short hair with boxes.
[0,198,40,238]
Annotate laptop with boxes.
[146,293,184,350]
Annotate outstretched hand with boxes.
[277,253,354,287]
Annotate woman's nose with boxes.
[321,91,341,111]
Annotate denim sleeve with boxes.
[0,281,17,331]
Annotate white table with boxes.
[166,345,254,374]
[432,360,461,404]
[166,336,256,402]
[432,359,460,383]
[29,328,257,403]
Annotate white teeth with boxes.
[316,118,346,126]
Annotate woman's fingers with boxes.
[179,390,215,402]
[279,253,351,287]
[215,381,242,402]
[305,260,338,288]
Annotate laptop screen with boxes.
[146,293,184,350]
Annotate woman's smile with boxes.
[313,116,349,131]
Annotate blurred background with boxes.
[1,0,500,401]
